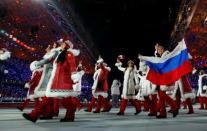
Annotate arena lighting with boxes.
[0,29,36,51]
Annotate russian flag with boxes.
[142,39,193,85]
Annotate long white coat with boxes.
[34,48,59,97]
[116,62,139,99]
[92,64,111,98]
[71,70,85,95]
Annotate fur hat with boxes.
[97,56,104,63]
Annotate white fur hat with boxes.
[97,57,104,63]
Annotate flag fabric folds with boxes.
[142,39,193,85]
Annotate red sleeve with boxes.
[66,52,77,73]
[28,71,42,86]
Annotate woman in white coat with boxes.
[115,60,141,115]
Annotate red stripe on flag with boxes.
[147,61,193,85]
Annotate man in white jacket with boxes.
[139,44,178,118]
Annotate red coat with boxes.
[181,76,192,93]
[46,51,77,98]
[97,64,110,91]
[92,64,111,98]
[27,69,42,99]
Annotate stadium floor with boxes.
[0,105,207,131]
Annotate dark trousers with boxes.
[112,94,119,108]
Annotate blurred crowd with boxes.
[0,57,30,102]
[0,57,94,103]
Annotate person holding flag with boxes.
[138,38,193,118]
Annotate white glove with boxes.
[24,83,30,88]
[192,68,197,74]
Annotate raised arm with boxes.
[115,62,125,72]
[36,50,58,67]
[67,48,80,56]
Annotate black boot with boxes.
[101,105,112,112]
[156,114,167,119]
[117,112,124,115]
[17,106,23,112]
[172,110,179,118]
[134,110,141,115]
[93,110,100,113]
[22,113,37,123]
[60,118,74,122]
[148,113,156,116]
